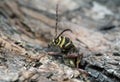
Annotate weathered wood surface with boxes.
[0,0,120,82]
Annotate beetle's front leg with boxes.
[47,51,62,56]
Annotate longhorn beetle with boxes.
[47,1,83,68]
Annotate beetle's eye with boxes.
[55,39,59,43]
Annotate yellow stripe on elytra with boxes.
[65,41,71,47]
[60,36,65,48]
[57,37,61,46]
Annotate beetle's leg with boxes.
[64,53,78,58]
[77,68,89,76]
[77,68,90,82]
[64,53,83,59]
[48,51,62,56]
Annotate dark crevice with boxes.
[99,25,116,31]
[113,52,120,56]
[83,64,120,82]
[87,65,104,72]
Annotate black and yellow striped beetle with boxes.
[49,29,76,54]
[48,29,82,68]
[47,2,83,68]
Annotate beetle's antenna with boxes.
[56,29,72,39]
[54,1,72,39]
[55,1,59,38]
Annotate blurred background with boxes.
[1,0,120,47]
[0,0,120,82]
